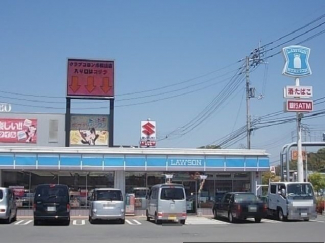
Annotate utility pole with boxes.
[245,45,265,150]
[246,56,251,149]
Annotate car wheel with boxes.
[89,216,94,224]
[228,211,236,223]
[33,220,40,226]
[120,219,125,224]
[179,219,185,225]
[63,219,70,226]
[12,211,17,222]
[4,211,11,224]
[213,209,218,219]
[303,218,309,221]
[255,217,262,223]
[154,213,161,225]
[278,208,287,221]
[146,210,150,221]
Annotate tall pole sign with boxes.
[282,45,312,182]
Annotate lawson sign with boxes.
[168,158,204,167]
[282,45,311,77]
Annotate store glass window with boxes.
[125,172,146,194]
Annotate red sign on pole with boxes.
[285,100,313,112]
[67,59,114,98]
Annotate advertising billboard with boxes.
[0,118,38,143]
[70,115,109,146]
[67,59,114,98]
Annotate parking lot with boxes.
[1,215,324,243]
[5,215,325,226]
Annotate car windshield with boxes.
[160,188,185,200]
[35,185,68,202]
[134,189,148,198]
[234,193,257,203]
[287,184,314,200]
[0,190,3,200]
[94,190,123,201]
[215,193,226,202]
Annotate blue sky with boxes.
[1,1,325,165]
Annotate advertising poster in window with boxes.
[0,118,38,143]
[70,115,109,146]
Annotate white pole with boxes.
[296,77,304,182]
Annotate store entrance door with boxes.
[174,180,197,214]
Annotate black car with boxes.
[212,192,267,223]
[33,184,70,225]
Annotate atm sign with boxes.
[285,100,313,112]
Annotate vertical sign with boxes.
[140,120,156,148]
[67,59,114,98]
[282,45,312,183]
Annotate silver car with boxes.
[0,187,17,223]
[146,183,187,224]
[89,188,125,224]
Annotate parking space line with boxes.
[23,220,33,225]
[133,219,141,225]
[14,220,24,225]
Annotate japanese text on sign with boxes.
[67,59,114,98]
[0,118,37,143]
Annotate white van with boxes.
[146,183,187,224]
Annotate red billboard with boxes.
[67,59,114,98]
[0,118,38,143]
[285,100,313,112]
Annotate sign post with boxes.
[282,45,312,182]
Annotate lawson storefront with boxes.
[0,146,269,215]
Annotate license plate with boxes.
[301,212,307,217]
[47,206,56,212]
[168,214,176,220]
[248,205,257,212]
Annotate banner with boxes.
[70,115,109,146]
[0,118,37,143]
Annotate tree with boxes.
[261,171,280,195]
[308,172,325,194]
[262,171,281,185]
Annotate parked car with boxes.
[33,184,70,226]
[146,183,187,224]
[88,188,125,224]
[212,192,267,223]
[0,187,17,223]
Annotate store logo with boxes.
[142,122,155,136]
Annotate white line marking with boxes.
[133,220,141,225]
[73,220,85,225]
[125,219,133,225]
[23,220,32,225]
[14,220,24,225]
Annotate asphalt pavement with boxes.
[0,215,324,243]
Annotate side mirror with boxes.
[281,188,286,197]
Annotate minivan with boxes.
[0,187,17,223]
[89,188,125,224]
[146,183,187,224]
[33,184,70,225]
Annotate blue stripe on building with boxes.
[15,154,37,166]
[38,155,59,166]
